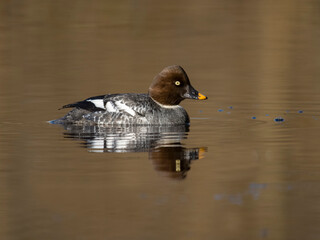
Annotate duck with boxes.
[50,65,207,126]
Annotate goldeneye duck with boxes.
[50,65,207,126]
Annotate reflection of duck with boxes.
[63,124,189,152]
[150,146,206,179]
[60,124,206,179]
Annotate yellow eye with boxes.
[175,81,181,86]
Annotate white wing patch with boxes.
[106,101,117,112]
[115,101,136,116]
[105,100,136,116]
[87,99,105,109]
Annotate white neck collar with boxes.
[150,96,182,109]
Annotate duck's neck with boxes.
[149,95,182,109]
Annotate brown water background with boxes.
[1,1,320,239]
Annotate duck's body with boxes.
[51,65,207,126]
[52,93,189,125]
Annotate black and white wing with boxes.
[60,93,149,117]
[60,95,106,112]
[103,93,149,117]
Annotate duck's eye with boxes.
[175,81,181,86]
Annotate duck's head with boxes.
[148,65,207,106]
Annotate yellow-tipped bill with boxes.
[198,147,207,159]
[198,92,208,100]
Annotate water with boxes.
[1,1,320,239]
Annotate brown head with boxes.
[148,65,207,105]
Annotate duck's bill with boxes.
[183,86,208,100]
[197,92,207,100]
[198,147,207,159]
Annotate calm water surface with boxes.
[1,1,320,240]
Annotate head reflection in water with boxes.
[61,125,206,179]
[150,146,206,179]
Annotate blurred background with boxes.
[0,1,320,240]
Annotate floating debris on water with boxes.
[298,110,304,113]
[228,106,233,109]
[274,117,285,122]
[265,114,269,116]
[251,116,257,120]
[218,109,224,112]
